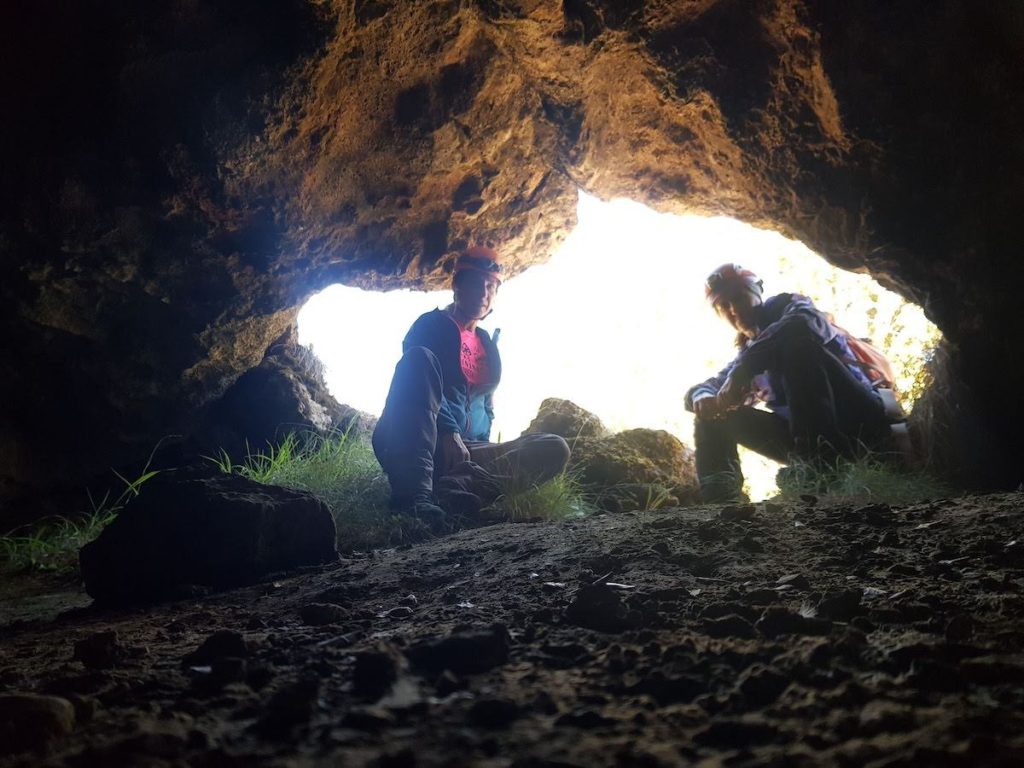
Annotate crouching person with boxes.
[372,246,570,529]
[684,264,894,503]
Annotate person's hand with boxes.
[693,394,726,421]
[438,432,471,474]
[716,374,746,410]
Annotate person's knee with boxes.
[546,435,571,472]
[525,434,571,477]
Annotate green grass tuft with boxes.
[231,429,593,551]
[773,451,951,505]
[0,438,167,575]
[485,470,593,523]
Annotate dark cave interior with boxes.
[2,1,1024,765]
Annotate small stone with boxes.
[737,664,790,706]
[755,607,831,638]
[945,615,975,643]
[352,645,405,700]
[300,602,346,626]
[816,589,863,621]
[183,630,248,666]
[434,670,464,697]
[73,631,125,670]
[694,718,779,747]
[400,594,418,607]
[467,698,520,728]
[850,616,877,634]
[776,573,811,590]
[210,656,247,686]
[737,535,764,553]
[342,705,395,731]
[0,693,76,756]
[880,530,901,547]
[383,606,414,619]
[720,504,756,522]
[859,503,896,526]
[742,588,778,605]
[555,709,615,729]
[254,678,320,737]
[703,614,757,639]
[407,625,510,676]
[564,584,638,633]
[858,700,918,734]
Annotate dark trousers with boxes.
[695,332,890,498]
[372,346,570,503]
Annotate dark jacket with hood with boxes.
[403,308,502,441]
[684,293,875,418]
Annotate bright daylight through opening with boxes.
[298,193,941,500]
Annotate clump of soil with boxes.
[2,493,1024,766]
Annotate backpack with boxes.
[827,318,898,393]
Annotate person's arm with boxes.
[730,298,833,383]
[402,312,462,434]
[684,360,736,412]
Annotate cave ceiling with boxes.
[2,0,1022,497]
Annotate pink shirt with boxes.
[459,328,490,387]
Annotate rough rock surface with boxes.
[79,473,338,604]
[3,493,1024,765]
[525,398,699,509]
[0,694,76,757]
[523,397,610,440]
[3,1,1023,501]
[196,328,374,460]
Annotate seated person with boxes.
[684,264,893,503]
[372,246,570,527]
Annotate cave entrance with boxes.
[298,193,940,499]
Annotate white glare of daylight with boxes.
[298,192,940,500]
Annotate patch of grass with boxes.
[223,429,407,552]
[0,438,168,574]
[773,451,952,505]
[230,429,595,550]
[0,509,117,574]
[486,471,593,523]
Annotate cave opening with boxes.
[298,193,940,499]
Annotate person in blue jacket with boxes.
[372,246,570,527]
[684,264,892,503]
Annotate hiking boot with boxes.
[698,472,748,505]
[435,487,484,521]
[391,492,447,533]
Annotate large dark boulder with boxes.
[79,474,338,604]
[197,328,374,459]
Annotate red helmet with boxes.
[454,245,503,284]
[704,263,763,303]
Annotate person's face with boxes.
[712,285,762,337]
[453,270,500,321]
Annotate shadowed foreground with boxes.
[2,493,1024,766]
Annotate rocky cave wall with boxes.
[2,0,1023,515]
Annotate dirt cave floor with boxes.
[3,493,1024,767]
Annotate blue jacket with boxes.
[684,293,875,418]
[403,308,502,441]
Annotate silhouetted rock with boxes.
[80,474,338,604]
[0,694,75,755]
[407,625,510,676]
